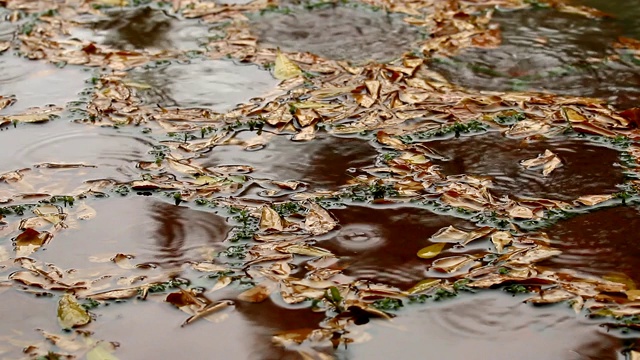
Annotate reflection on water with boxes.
[430,9,640,108]
[36,197,230,269]
[345,291,620,360]
[0,121,155,196]
[251,5,420,63]
[203,132,377,189]
[70,7,212,51]
[542,205,640,284]
[128,58,279,112]
[322,205,477,288]
[573,0,640,39]
[426,133,625,201]
[0,54,88,114]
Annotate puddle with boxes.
[426,133,625,201]
[344,291,621,360]
[69,7,214,52]
[541,205,640,284]
[321,205,478,288]
[430,9,640,108]
[33,196,231,269]
[0,54,88,114]
[573,0,640,39]
[0,121,155,196]
[250,5,421,63]
[203,132,377,189]
[128,58,279,112]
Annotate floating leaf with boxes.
[431,256,474,273]
[57,294,91,329]
[260,206,283,232]
[278,244,333,257]
[603,273,636,290]
[520,149,562,176]
[238,283,273,303]
[407,279,441,294]
[14,228,52,256]
[304,203,337,235]
[417,243,445,259]
[274,49,301,80]
[491,231,513,253]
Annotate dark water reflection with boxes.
[128,58,279,112]
[321,205,478,289]
[426,133,625,201]
[430,8,640,108]
[250,5,421,63]
[37,197,230,269]
[542,205,640,284]
[70,7,212,51]
[203,132,377,189]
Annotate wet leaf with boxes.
[14,228,52,256]
[57,294,91,329]
[431,256,474,273]
[603,273,636,290]
[526,288,576,304]
[33,204,65,225]
[260,206,283,232]
[278,244,333,257]
[562,107,587,123]
[407,279,441,294]
[575,194,613,206]
[491,231,513,253]
[274,49,302,80]
[86,288,138,301]
[183,300,233,327]
[238,283,273,303]
[430,226,468,243]
[520,149,562,176]
[304,203,337,235]
[417,243,445,259]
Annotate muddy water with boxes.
[1,1,640,359]
[250,5,421,63]
[427,133,625,201]
[128,58,279,112]
[321,205,479,288]
[203,131,377,189]
[541,205,640,284]
[430,8,640,108]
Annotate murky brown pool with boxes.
[1,0,640,358]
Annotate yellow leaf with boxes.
[417,243,445,259]
[57,294,91,329]
[407,279,441,294]
[274,49,301,80]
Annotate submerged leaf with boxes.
[57,294,91,329]
[86,342,119,360]
[417,243,445,259]
[274,49,302,80]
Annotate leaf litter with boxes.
[1,0,640,357]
